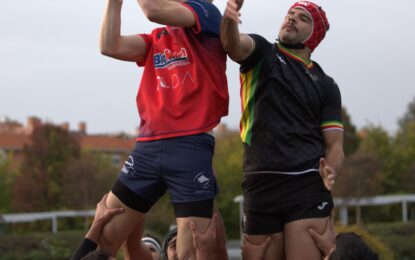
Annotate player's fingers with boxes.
[309,228,322,242]
[189,220,199,237]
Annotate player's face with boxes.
[146,244,161,260]
[278,7,313,45]
[167,237,178,260]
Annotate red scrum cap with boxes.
[290,1,329,52]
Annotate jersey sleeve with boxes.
[136,33,153,67]
[239,34,273,73]
[321,77,343,132]
[182,0,221,35]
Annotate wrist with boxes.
[85,224,101,243]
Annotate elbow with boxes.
[100,46,111,56]
[99,40,119,58]
[141,3,162,22]
[100,46,114,57]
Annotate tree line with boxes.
[1,98,415,238]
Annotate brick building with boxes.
[0,116,135,170]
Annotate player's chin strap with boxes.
[276,38,305,49]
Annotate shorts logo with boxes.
[193,171,211,193]
[317,201,329,210]
[121,156,135,176]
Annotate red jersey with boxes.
[135,1,228,141]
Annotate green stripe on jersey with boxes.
[240,62,261,145]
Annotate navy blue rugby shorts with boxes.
[111,133,218,218]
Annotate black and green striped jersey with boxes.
[239,34,343,174]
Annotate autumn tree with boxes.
[12,124,80,212]
[61,151,118,210]
[213,126,244,238]
[0,156,14,213]
[342,107,360,156]
[398,97,415,130]
[333,152,385,198]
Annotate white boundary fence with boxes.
[0,210,94,233]
[1,194,415,234]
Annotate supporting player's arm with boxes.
[100,0,146,61]
[189,212,228,260]
[320,130,344,190]
[123,224,152,260]
[136,0,196,27]
[309,217,336,258]
[71,194,124,260]
[220,0,253,62]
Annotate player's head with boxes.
[142,236,162,260]
[278,1,329,52]
[328,232,379,260]
[162,227,178,260]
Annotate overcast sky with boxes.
[1,0,414,135]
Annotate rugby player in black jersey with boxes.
[221,1,344,259]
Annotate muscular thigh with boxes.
[100,192,146,256]
[243,233,284,260]
[284,218,327,260]
[176,216,211,260]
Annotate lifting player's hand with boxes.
[319,158,336,191]
[309,217,336,258]
[224,0,245,24]
[242,235,272,260]
[86,193,124,243]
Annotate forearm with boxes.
[100,0,123,55]
[220,17,242,59]
[325,142,344,175]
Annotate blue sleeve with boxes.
[184,0,222,35]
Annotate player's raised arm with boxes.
[220,0,253,62]
[100,0,146,62]
[137,0,196,27]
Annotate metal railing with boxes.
[1,210,95,233]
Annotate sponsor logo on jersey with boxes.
[305,69,319,81]
[276,54,287,65]
[154,48,190,70]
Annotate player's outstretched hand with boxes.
[241,235,271,260]
[86,193,124,242]
[224,0,245,24]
